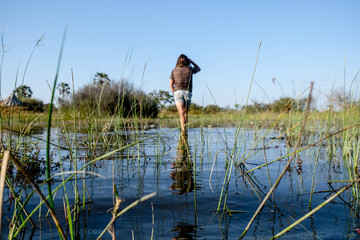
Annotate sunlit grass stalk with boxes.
[288,215,319,239]
[109,182,121,239]
[151,202,155,240]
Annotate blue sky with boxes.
[1,0,359,108]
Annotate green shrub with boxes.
[164,104,178,112]
[189,103,203,111]
[67,79,158,118]
[242,101,270,113]
[203,104,222,114]
[22,98,45,112]
[270,97,307,112]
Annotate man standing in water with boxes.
[170,54,201,132]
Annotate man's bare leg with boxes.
[176,101,186,131]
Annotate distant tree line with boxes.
[243,97,308,113]
[8,74,357,116]
[163,98,309,115]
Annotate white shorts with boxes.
[174,90,192,107]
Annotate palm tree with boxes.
[57,82,71,99]
[13,85,33,100]
[93,72,110,86]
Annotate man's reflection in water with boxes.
[170,132,197,240]
[171,222,195,240]
[169,131,194,194]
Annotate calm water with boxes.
[2,127,360,239]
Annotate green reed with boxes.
[45,28,67,216]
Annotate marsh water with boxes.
[2,126,360,239]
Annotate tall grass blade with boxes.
[21,33,46,86]
[0,32,6,98]
[46,27,67,212]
